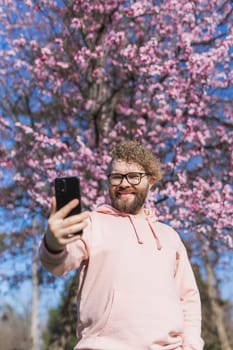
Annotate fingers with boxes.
[59,212,89,238]
[62,211,88,228]
[47,195,90,252]
[47,208,90,251]
[55,198,80,219]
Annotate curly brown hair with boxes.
[109,140,163,182]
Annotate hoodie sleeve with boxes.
[174,240,204,350]
[39,216,93,277]
[39,236,89,277]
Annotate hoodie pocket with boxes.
[98,291,184,345]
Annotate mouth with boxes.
[117,191,135,198]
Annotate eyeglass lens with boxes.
[108,172,147,185]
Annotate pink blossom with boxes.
[56,61,69,69]
[71,17,82,29]
[0,0,232,291]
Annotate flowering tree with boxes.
[0,0,233,347]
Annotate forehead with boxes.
[111,160,144,173]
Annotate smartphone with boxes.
[55,176,82,217]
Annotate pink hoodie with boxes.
[39,205,204,350]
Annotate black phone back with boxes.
[55,176,81,217]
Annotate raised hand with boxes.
[44,196,90,253]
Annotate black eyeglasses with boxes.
[107,172,151,186]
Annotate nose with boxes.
[120,177,130,186]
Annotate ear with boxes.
[149,176,157,190]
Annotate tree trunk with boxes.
[31,221,39,350]
[205,258,231,350]
[48,275,78,350]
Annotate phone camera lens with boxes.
[60,179,66,192]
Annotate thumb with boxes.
[50,196,57,215]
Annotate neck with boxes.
[129,207,145,217]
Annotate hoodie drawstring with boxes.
[128,216,162,250]
[128,216,144,244]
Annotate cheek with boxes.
[138,182,150,192]
[109,186,116,197]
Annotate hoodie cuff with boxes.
[43,234,65,254]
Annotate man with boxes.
[39,140,204,350]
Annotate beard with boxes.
[109,186,149,214]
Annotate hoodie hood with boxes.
[95,204,162,250]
